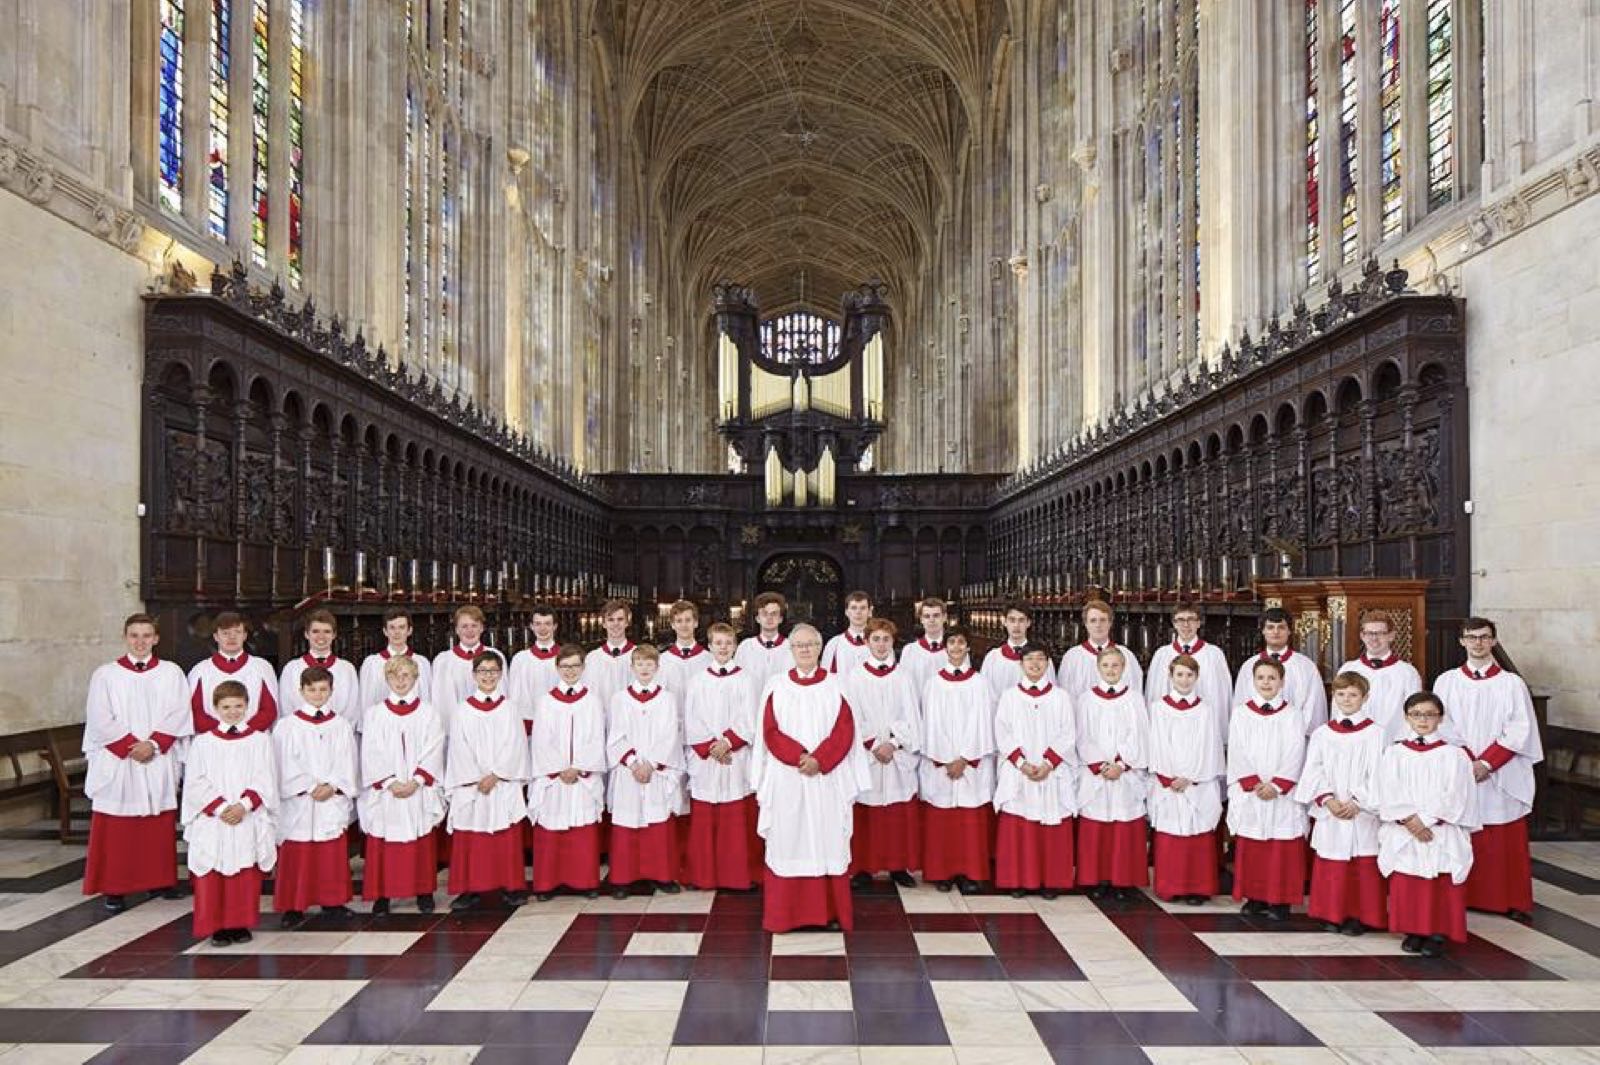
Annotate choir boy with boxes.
[528,645,607,899]
[822,590,874,676]
[736,592,795,689]
[898,597,950,695]
[843,617,922,888]
[1232,607,1328,734]
[508,603,563,736]
[683,622,762,890]
[659,600,711,700]
[980,602,1057,698]
[359,655,445,915]
[1294,672,1386,935]
[1060,600,1144,698]
[753,624,869,932]
[277,609,361,728]
[273,666,359,928]
[182,680,278,945]
[188,611,278,735]
[1147,654,1225,904]
[1335,611,1422,741]
[1433,617,1542,919]
[432,605,504,722]
[1075,647,1150,899]
[1226,658,1308,921]
[918,628,997,894]
[359,608,433,721]
[584,598,638,708]
[1145,603,1232,745]
[606,644,685,896]
[992,643,1077,899]
[1376,691,1476,957]
[83,613,191,912]
[444,652,529,910]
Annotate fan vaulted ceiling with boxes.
[598,0,1010,316]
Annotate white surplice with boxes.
[1225,699,1309,841]
[83,656,192,817]
[1374,737,1476,883]
[188,653,279,734]
[527,686,607,830]
[583,641,638,709]
[507,643,562,729]
[1291,714,1385,860]
[357,696,446,842]
[1336,654,1423,742]
[431,644,506,727]
[659,643,712,701]
[1433,664,1543,826]
[1232,649,1328,735]
[1145,640,1233,746]
[822,630,871,677]
[1145,694,1225,836]
[277,654,361,728]
[1074,685,1150,822]
[993,682,1078,825]
[1059,642,1145,701]
[274,707,358,843]
[182,727,278,876]
[843,658,923,807]
[735,634,796,693]
[684,664,759,803]
[980,641,1059,699]
[606,684,685,829]
[916,665,997,810]
[898,636,948,699]
[358,648,433,724]
[445,693,530,833]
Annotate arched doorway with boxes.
[756,553,845,637]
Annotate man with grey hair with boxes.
[753,623,871,932]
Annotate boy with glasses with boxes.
[443,652,529,911]
[1335,611,1422,741]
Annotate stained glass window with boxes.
[1426,0,1455,208]
[404,87,416,357]
[207,0,230,239]
[1305,0,1321,284]
[158,0,184,214]
[288,0,305,285]
[1337,0,1359,264]
[761,312,840,364]
[1378,0,1403,240]
[250,0,270,267]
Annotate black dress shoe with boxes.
[1401,934,1424,953]
[1090,884,1111,901]
[371,898,391,916]
[612,886,631,900]
[1240,899,1268,916]
[585,889,599,899]
[1340,917,1366,936]
[161,885,185,900]
[935,880,954,893]
[656,881,681,894]
[1265,904,1291,922]
[1419,934,1446,958]
[229,928,253,944]
[416,894,436,913]
[1186,895,1209,906]
[1113,887,1135,901]
[826,920,841,931]
[890,870,916,888]
[1506,909,1532,922]
[1010,888,1028,899]
[504,890,528,907]
[103,895,127,914]
[956,877,980,896]
[450,893,481,912]
[851,872,873,889]
[1041,889,1059,900]
[280,910,306,930]
[210,931,232,947]
[536,892,555,902]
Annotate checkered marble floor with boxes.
[2,834,1600,1064]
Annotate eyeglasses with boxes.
[790,641,822,650]
[1461,633,1495,642]
[473,667,502,676]
[1404,710,1444,719]
[1359,629,1391,637]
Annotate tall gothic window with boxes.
[761,312,840,365]
[402,0,472,389]
[1305,0,1480,285]
[146,0,310,284]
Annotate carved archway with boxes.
[756,552,845,637]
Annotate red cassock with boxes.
[1307,855,1387,928]
[850,800,922,876]
[192,868,264,937]
[921,806,995,883]
[362,833,438,899]
[1151,830,1219,899]
[274,836,352,911]
[532,824,602,893]
[447,824,528,894]
[1075,817,1149,888]
[1231,837,1307,905]
[85,811,179,896]
[1389,871,1469,943]
[685,796,763,890]
[993,813,1075,890]
[1466,818,1534,913]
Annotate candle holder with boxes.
[384,555,399,596]
[322,546,336,590]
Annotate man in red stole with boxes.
[754,624,870,932]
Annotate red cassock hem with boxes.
[1307,854,1387,928]
[1152,830,1219,899]
[434,824,453,867]
[274,835,353,910]
[921,805,994,882]
[531,823,602,892]
[1389,871,1468,942]
[993,812,1075,889]
[850,799,922,875]
[1467,818,1534,913]
[608,818,682,885]
[684,797,762,889]
[762,869,854,933]
[447,824,528,893]
[84,811,177,895]
[1231,836,1307,905]
[362,833,439,899]
[1076,817,1150,888]
[192,868,264,937]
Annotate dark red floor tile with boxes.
[549,929,634,955]
[1297,955,1402,980]
[567,913,643,933]
[769,955,850,981]
[905,912,980,932]
[1379,955,1475,980]
[692,951,770,981]
[1378,1011,1511,1046]
[374,952,470,980]
[922,955,1008,980]
[683,979,769,1013]
[854,1009,949,1045]
[1029,1011,1136,1047]
[698,929,771,955]
[765,1009,856,1044]
[848,978,937,1012]
[985,928,1069,957]
[1225,955,1315,980]
[998,954,1087,981]
[1115,1011,1227,1046]
[533,952,619,980]
[973,912,1051,933]
[1470,1011,1600,1045]
[85,1045,199,1065]
[635,913,709,932]
[673,1008,766,1045]
[609,955,697,980]
[298,954,394,980]
[844,953,925,982]
[843,930,919,955]
[468,1047,578,1065]
[407,929,497,954]
[121,1009,247,1045]
[114,954,246,980]
[1046,1046,1152,1065]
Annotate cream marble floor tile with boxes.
[597,980,690,1011]
[935,1006,1047,1048]
[761,1048,860,1065]
[868,1049,957,1064]
[1331,1051,1444,1065]
[1074,955,1167,987]
[1141,1050,1250,1065]
[1287,1009,1420,1049]
[1340,980,1450,1011]
[912,932,994,956]
[1525,1050,1600,1065]
[929,980,1023,1012]
[512,979,609,1010]
[569,1050,670,1065]
[1255,981,1367,1012]
[577,1008,683,1047]
[1053,932,1147,963]
[766,980,853,1012]
[0,950,120,981]
[646,891,717,914]
[1010,980,1110,1012]
[1095,979,1196,1011]
[958,895,1037,913]
[951,1049,1060,1065]
[0,1045,111,1065]
[425,978,530,1011]
[894,885,965,913]
[1195,931,1407,956]
[0,979,125,1009]
[1427,1051,1535,1064]
[0,882,91,932]
[329,931,428,955]
[206,1006,341,1047]
[769,932,846,956]
[180,1043,294,1065]
[1237,1049,1347,1065]
[663,1048,762,1065]
[623,932,704,956]
[445,952,545,983]
[181,979,291,1010]
[91,979,217,1010]
[256,979,367,1012]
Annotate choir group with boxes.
[80,593,1540,960]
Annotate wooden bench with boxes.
[0,724,88,844]
[1538,723,1600,840]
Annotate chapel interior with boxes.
[2,1,1600,1061]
